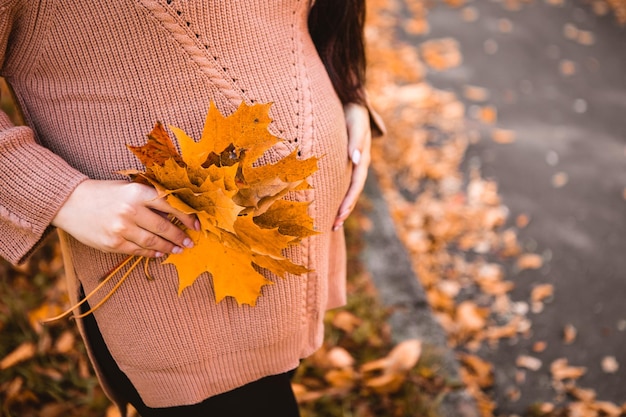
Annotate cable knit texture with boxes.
[0,0,382,410]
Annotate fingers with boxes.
[110,183,197,257]
[147,196,200,232]
[344,103,370,164]
[333,103,372,231]
[333,152,370,231]
[134,207,195,254]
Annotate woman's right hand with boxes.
[52,179,198,258]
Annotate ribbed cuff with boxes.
[0,125,88,264]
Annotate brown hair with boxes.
[308,0,366,105]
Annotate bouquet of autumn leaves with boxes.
[47,102,318,322]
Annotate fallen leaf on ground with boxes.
[492,128,516,144]
[0,342,36,370]
[361,339,422,375]
[460,353,494,388]
[551,358,586,381]
[559,59,576,76]
[517,253,543,270]
[516,355,542,371]
[326,347,355,369]
[420,38,462,71]
[563,323,577,344]
[601,356,619,374]
[463,85,490,102]
[531,284,554,303]
[552,172,569,188]
[331,311,363,334]
[456,301,488,334]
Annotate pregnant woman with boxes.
[0,1,383,416]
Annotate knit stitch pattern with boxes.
[0,0,382,410]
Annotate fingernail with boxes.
[351,149,361,165]
[155,251,164,258]
[194,219,201,231]
[172,246,183,254]
[183,238,194,248]
[332,221,344,231]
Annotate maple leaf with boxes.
[164,229,273,305]
[123,101,318,306]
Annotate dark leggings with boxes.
[80,297,301,417]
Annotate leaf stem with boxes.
[41,255,137,324]
[73,256,144,319]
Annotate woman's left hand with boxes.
[333,103,372,231]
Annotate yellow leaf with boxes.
[198,101,278,164]
[164,229,273,306]
[123,102,316,307]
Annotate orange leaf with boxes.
[0,342,36,370]
[164,229,273,305]
[127,122,183,168]
[123,102,317,307]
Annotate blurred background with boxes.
[1,0,625,416]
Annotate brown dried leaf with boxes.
[0,342,36,370]
[567,385,597,402]
[516,214,530,228]
[463,85,490,102]
[456,301,488,334]
[531,284,554,303]
[563,323,577,344]
[517,253,543,270]
[601,356,619,374]
[331,311,363,334]
[361,339,422,375]
[577,30,595,46]
[326,347,355,369]
[550,358,586,381]
[28,303,64,334]
[420,38,462,71]
[559,59,577,76]
[363,372,406,394]
[460,353,494,388]
[506,386,521,402]
[593,401,623,417]
[552,172,569,188]
[492,128,516,144]
[479,106,498,124]
[54,330,75,354]
[516,355,542,371]
[324,368,357,389]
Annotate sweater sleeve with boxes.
[0,5,89,265]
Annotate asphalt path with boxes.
[405,0,626,413]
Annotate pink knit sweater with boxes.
[0,0,382,411]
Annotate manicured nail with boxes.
[351,149,361,165]
[183,238,194,248]
[194,219,201,231]
[172,246,183,254]
[155,251,164,258]
[332,221,344,231]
